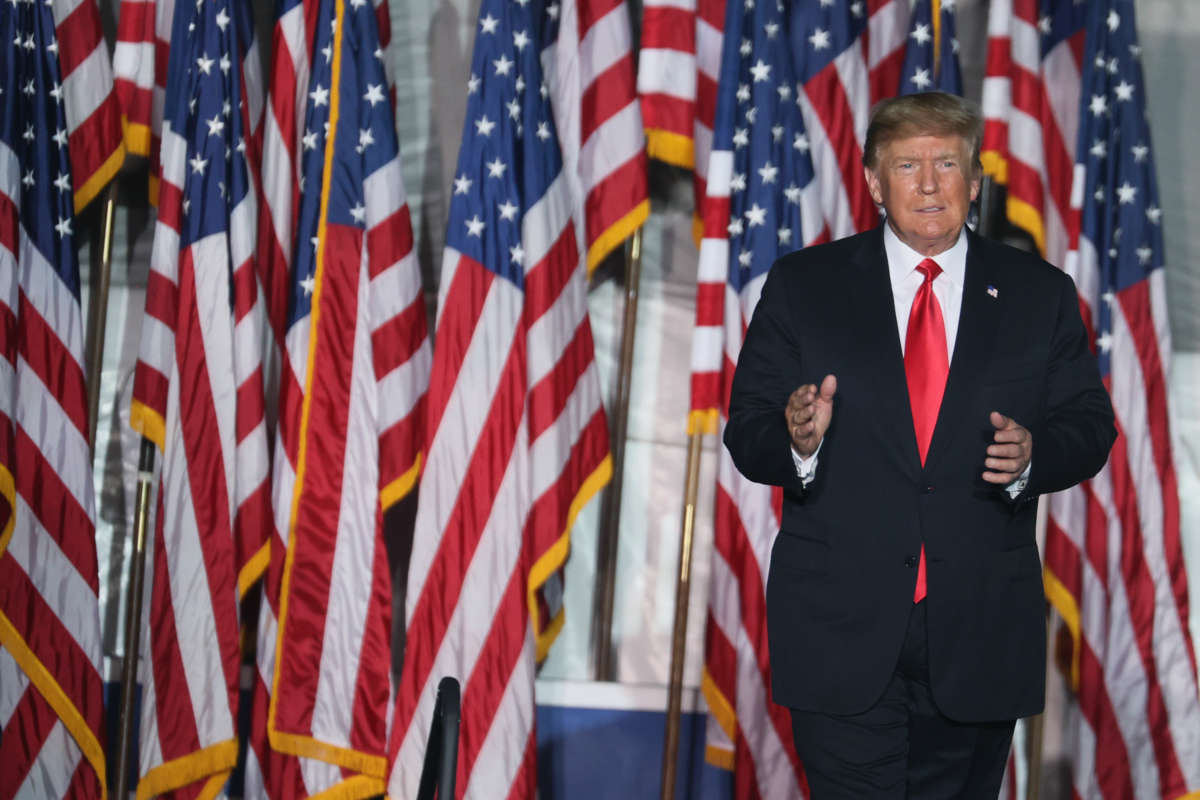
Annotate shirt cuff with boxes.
[1005,462,1032,499]
[791,440,822,486]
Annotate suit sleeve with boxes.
[1027,272,1117,496]
[723,262,809,495]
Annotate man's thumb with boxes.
[819,374,838,401]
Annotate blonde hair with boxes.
[863,92,982,173]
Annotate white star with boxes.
[183,197,190,215]
[1131,143,1149,162]
[546,3,559,19]
[510,243,525,265]
[224,100,232,117]
[910,23,932,46]
[498,199,518,220]
[454,174,473,195]
[1116,182,1137,204]
[1101,290,1116,307]
[740,38,752,57]
[468,73,480,94]
[784,183,802,204]
[23,80,34,96]
[351,0,367,7]
[1107,57,1118,75]
[303,129,320,150]
[494,53,514,76]
[22,124,33,141]
[736,83,751,103]
[49,82,62,102]
[536,121,551,140]
[1136,245,1153,265]
[758,161,779,184]
[745,106,758,124]
[1089,94,1108,117]
[480,13,499,34]
[196,53,214,74]
[1094,188,1105,203]
[22,170,34,188]
[745,203,767,227]
[220,54,231,74]
[23,33,34,50]
[738,249,753,267]
[909,68,932,90]
[515,75,526,92]
[1090,139,1107,158]
[1038,16,1052,35]
[310,84,329,106]
[750,59,771,83]
[744,0,754,9]
[465,214,485,237]
[764,21,778,39]
[809,28,831,51]
[1107,10,1120,32]
[1095,52,1107,69]
[215,8,230,29]
[507,98,521,119]
[777,83,791,101]
[190,153,208,175]
[55,216,72,237]
[300,273,316,295]
[793,132,810,153]
[52,128,67,148]
[540,81,549,98]
[730,172,747,192]
[513,30,530,51]
[357,128,375,153]
[363,84,385,106]
[1097,331,1113,353]
[515,0,530,6]
[487,157,507,178]
[45,37,57,54]
[322,43,333,63]
[732,127,749,149]
[727,217,744,236]
[1114,81,1134,101]
[849,1,864,17]
[476,115,496,136]
[350,203,366,224]
[771,124,784,142]
[777,227,792,246]
[1146,205,1162,224]
[207,114,225,137]
[1129,43,1142,59]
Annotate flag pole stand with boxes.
[659,428,704,800]
[591,227,643,681]
[114,438,156,800]
[85,182,119,457]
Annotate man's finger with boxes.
[991,428,1028,445]
[990,411,1011,430]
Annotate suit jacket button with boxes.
[904,555,918,568]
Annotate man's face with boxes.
[863,134,980,256]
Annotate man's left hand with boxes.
[982,411,1032,484]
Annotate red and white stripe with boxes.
[1047,244,1200,799]
[0,139,107,800]
[389,168,610,797]
[112,0,174,165]
[980,0,1082,267]
[545,0,649,271]
[797,0,907,239]
[128,18,272,792]
[637,0,725,235]
[690,149,823,798]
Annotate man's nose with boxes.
[918,164,938,193]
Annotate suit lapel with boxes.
[924,231,1003,474]
[848,227,922,480]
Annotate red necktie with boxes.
[904,258,948,603]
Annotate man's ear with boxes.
[863,165,883,205]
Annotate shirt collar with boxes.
[883,223,969,288]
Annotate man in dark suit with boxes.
[724,92,1115,798]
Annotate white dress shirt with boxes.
[790,224,1029,496]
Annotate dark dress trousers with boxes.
[724,225,1115,723]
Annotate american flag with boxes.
[127,0,272,793]
[980,0,1083,268]
[1046,1,1200,796]
[793,0,907,239]
[388,0,617,794]
[637,0,726,237]
[113,0,264,205]
[245,0,430,794]
[899,0,962,96]
[0,0,121,795]
[691,0,827,795]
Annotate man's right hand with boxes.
[786,374,837,457]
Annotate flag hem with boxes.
[645,128,695,170]
[134,741,236,800]
[73,143,124,213]
[586,199,649,275]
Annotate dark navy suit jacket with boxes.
[724,225,1115,722]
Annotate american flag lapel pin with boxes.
[987,285,999,298]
